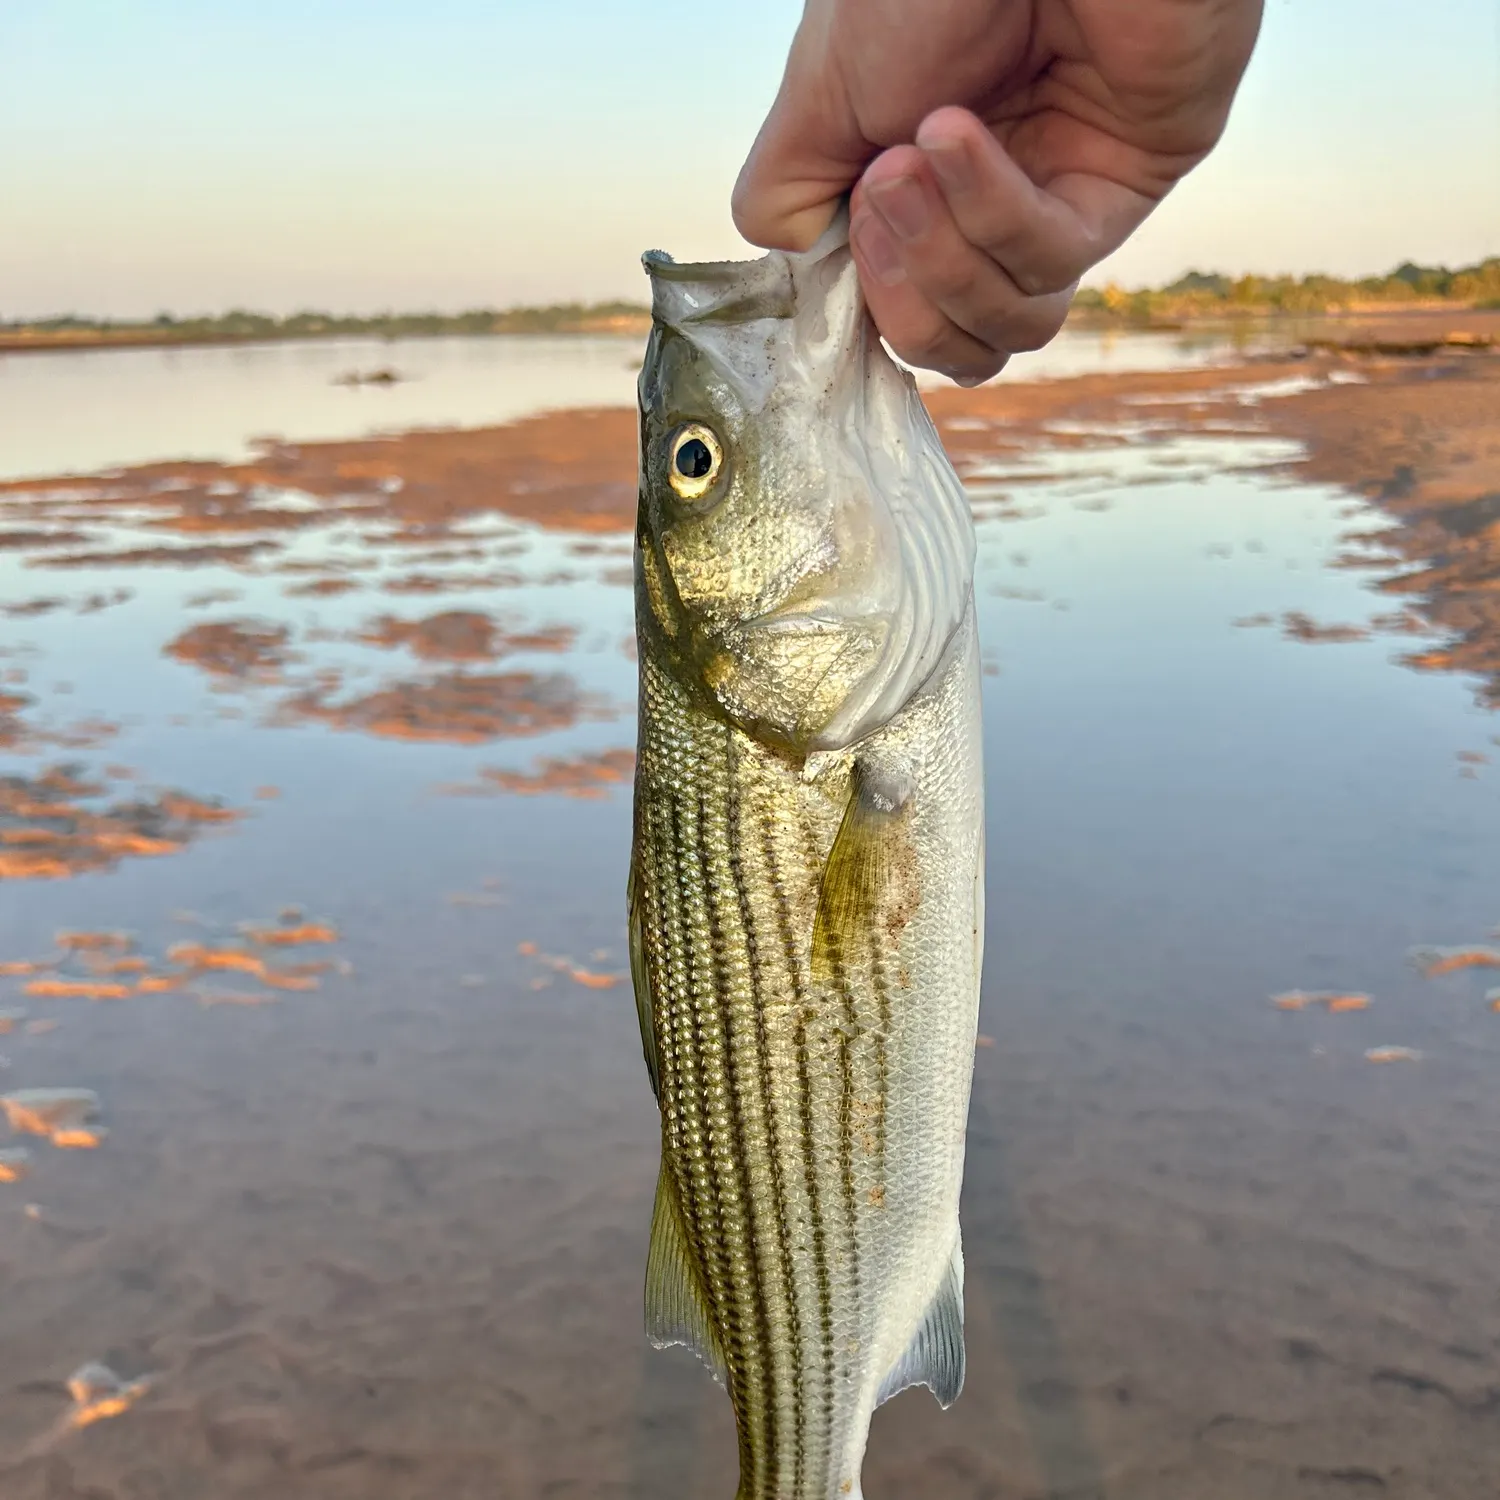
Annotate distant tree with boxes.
[1163,270,1231,296]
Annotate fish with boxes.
[629,217,984,1500]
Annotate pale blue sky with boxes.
[1,0,1496,318]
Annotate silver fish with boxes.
[630,219,984,1500]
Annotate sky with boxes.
[1,0,1496,319]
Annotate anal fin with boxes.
[876,1235,965,1409]
[645,1167,726,1386]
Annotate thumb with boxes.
[731,17,869,251]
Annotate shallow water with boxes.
[1,357,1499,1498]
[0,326,1259,484]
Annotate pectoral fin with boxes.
[876,1235,966,1409]
[644,1167,726,1386]
[812,764,918,983]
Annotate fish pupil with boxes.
[676,438,714,480]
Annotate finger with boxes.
[849,204,1009,386]
[853,147,1074,371]
[914,106,1156,295]
[731,16,867,251]
[733,131,857,253]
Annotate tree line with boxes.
[0,302,651,343]
[5,256,1496,345]
[1075,257,1500,321]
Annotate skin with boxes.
[733,0,1265,384]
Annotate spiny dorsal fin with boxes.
[645,1167,727,1386]
[812,763,918,984]
[627,857,659,1101]
[876,1236,966,1409]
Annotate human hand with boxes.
[733,0,1264,384]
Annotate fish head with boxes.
[637,220,975,756]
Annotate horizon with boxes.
[2,0,1498,320]
[11,247,1500,327]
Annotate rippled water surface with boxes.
[1,340,1499,1499]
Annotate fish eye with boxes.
[668,423,724,502]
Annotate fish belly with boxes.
[632,610,984,1500]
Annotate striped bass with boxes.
[630,219,984,1500]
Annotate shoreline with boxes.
[0,324,653,358]
[4,306,1495,358]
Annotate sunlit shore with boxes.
[3,302,1494,357]
[0,307,652,355]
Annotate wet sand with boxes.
[1,342,1499,1497]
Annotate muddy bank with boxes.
[3,342,1498,718]
[2,338,1491,552]
[926,349,1500,707]
[0,408,638,538]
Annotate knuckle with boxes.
[996,312,1066,354]
[728,164,762,234]
[922,253,989,308]
[1002,327,1055,355]
[729,183,753,236]
[969,221,1085,297]
[899,323,955,366]
[1007,264,1076,298]
[886,309,956,368]
[972,292,1071,355]
[947,357,1006,387]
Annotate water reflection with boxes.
[275,669,613,744]
[0,339,1498,1496]
[0,766,236,880]
[165,620,294,682]
[438,748,637,800]
[0,1089,105,1148]
[354,612,576,663]
[0,916,342,1014]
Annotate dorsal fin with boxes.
[876,1236,966,1409]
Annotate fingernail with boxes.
[925,137,972,196]
[867,174,930,241]
[852,211,906,286]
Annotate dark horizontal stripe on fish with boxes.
[762,803,836,1451]
[693,774,777,1485]
[727,737,807,1491]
